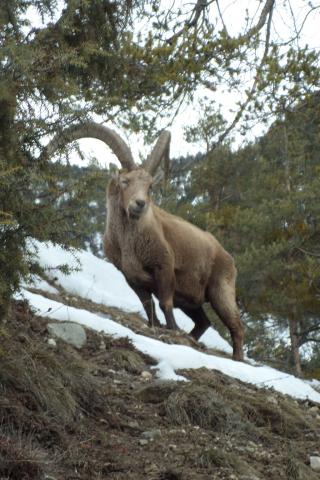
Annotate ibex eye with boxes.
[121,179,129,186]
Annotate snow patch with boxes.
[29,241,232,354]
[20,289,320,403]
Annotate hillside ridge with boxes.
[1,296,320,479]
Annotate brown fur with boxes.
[104,168,244,361]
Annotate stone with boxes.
[310,456,320,472]
[128,420,140,429]
[266,394,278,405]
[309,406,319,415]
[141,430,161,441]
[139,439,149,446]
[47,322,86,349]
[136,380,178,403]
[47,338,57,348]
[141,371,153,381]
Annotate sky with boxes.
[27,1,320,167]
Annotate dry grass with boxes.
[0,433,46,480]
[0,300,112,478]
[164,383,246,434]
[1,298,320,480]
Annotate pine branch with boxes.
[214,1,274,147]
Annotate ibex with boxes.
[43,122,244,361]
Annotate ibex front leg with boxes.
[129,282,161,328]
[154,264,178,331]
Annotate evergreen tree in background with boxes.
[174,93,320,375]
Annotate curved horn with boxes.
[144,131,171,176]
[39,121,136,170]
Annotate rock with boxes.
[139,439,149,446]
[136,380,178,404]
[128,420,140,429]
[309,406,319,415]
[47,322,86,349]
[141,371,153,381]
[168,444,177,450]
[310,456,320,472]
[141,430,161,441]
[47,338,57,348]
[266,394,278,405]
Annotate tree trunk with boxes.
[289,316,302,377]
[283,121,291,193]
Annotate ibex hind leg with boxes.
[181,306,211,341]
[207,280,244,361]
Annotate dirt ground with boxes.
[0,298,320,480]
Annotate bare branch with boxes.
[297,247,320,258]
[167,0,211,43]
[279,4,320,47]
[216,0,228,35]
[239,0,275,41]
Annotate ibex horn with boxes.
[144,131,171,176]
[39,121,136,171]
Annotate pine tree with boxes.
[181,94,320,374]
[0,0,139,318]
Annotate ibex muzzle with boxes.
[118,169,153,220]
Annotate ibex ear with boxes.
[109,163,119,181]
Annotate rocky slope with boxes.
[1,295,320,480]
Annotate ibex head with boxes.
[113,168,153,219]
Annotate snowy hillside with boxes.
[20,241,320,403]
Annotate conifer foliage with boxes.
[0,0,136,318]
[168,94,320,375]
